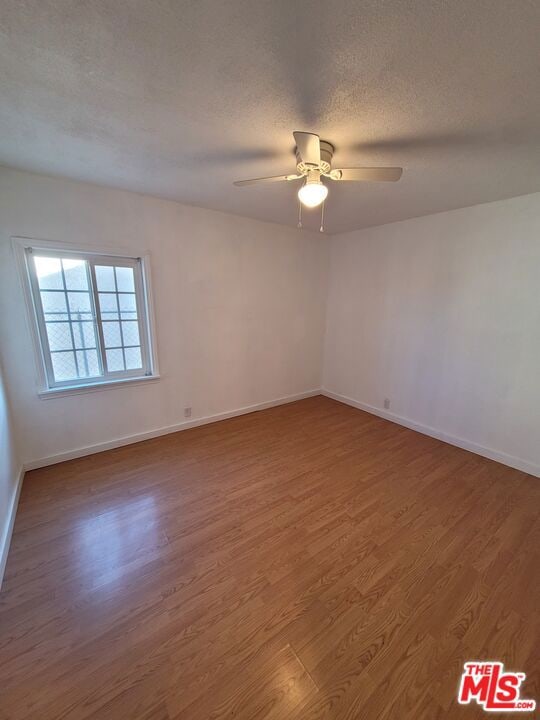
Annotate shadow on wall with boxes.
[0,358,22,585]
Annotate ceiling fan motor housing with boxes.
[296,140,334,176]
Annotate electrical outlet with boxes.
[184,407,192,418]
[384,398,390,410]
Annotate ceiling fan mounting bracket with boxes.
[295,140,334,176]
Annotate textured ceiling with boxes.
[1,0,539,234]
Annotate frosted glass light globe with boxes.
[298,181,328,208]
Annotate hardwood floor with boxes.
[1,396,538,719]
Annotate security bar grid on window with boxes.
[25,248,155,390]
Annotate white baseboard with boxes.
[0,466,24,589]
[23,389,322,471]
[322,389,540,478]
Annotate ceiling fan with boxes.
[233,132,403,218]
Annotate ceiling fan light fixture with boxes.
[298,177,328,208]
[233,131,403,223]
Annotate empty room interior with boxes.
[0,2,539,718]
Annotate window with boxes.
[22,245,157,394]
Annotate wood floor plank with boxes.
[172,644,318,720]
[1,396,538,719]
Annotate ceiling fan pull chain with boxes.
[320,199,325,233]
[297,199,302,228]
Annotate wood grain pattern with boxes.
[0,396,538,719]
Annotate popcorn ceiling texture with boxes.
[0,0,539,233]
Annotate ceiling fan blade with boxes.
[233,174,303,187]
[293,132,321,166]
[331,167,403,182]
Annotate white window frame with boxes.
[13,237,160,398]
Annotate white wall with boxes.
[0,167,328,466]
[0,360,22,583]
[1,167,538,478]
[323,193,540,476]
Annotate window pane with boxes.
[46,322,73,351]
[95,265,116,292]
[40,290,68,317]
[72,321,97,350]
[115,266,135,292]
[106,348,125,372]
[103,321,121,348]
[63,259,89,291]
[76,350,100,378]
[118,293,137,316]
[51,351,78,381]
[122,321,140,346]
[124,346,142,370]
[35,257,63,290]
[67,291,92,315]
[98,293,119,318]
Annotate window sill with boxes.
[38,374,161,399]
